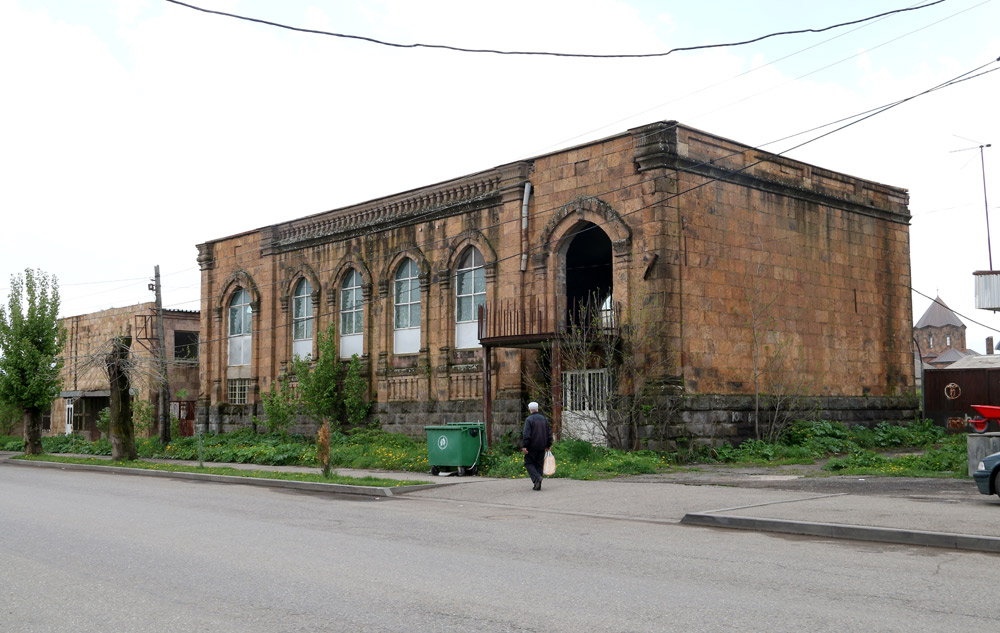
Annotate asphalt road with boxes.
[2,465,998,633]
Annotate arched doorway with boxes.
[564,221,613,322]
[561,222,614,444]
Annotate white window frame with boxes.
[227,378,250,405]
[340,269,364,359]
[454,248,485,349]
[292,279,313,360]
[228,288,252,366]
[64,400,74,436]
[393,259,421,354]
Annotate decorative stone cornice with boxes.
[196,243,215,271]
[630,121,680,172]
[260,169,509,254]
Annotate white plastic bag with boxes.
[543,450,556,476]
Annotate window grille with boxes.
[228,378,250,405]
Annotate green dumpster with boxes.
[425,422,485,476]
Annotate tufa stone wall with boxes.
[196,120,917,443]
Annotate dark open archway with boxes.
[565,222,612,320]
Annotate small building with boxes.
[48,303,200,439]
[196,121,917,446]
[924,354,1000,431]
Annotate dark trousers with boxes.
[524,449,545,484]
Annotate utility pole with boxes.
[979,144,993,270]
[153,265,171,445]
[952,140,992,269]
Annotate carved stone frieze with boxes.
[267,170,508,252]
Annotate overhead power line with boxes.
[912,287,1000,336]
[164,0,947,59]
[70,54,989,350]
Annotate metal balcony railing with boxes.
[477,296,620,348]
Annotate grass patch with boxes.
[480,439,670,480]
[3,417,968,480]
[821,434,967,478]
[674,418,966,478]
[13,453,424,487]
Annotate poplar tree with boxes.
[0,269,65,455]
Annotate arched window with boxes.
[394,258,420,354]
[292,279,313,360]
[340,269,364,358]
[228,287,252,366]
[454,247,485,349]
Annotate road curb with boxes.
[1,456,446,498]
[681,512,1000,553]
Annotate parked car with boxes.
[973,451,1000,497]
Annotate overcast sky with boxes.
[1,0,998,351]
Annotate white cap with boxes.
[528,402,539,412]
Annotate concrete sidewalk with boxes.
[402,474,1000,552]
[3,452,999,552]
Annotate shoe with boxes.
[533,480,541,491]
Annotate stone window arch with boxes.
[393,258,422,354]
[454,246,486,349]
[339,268,364,358]
[291,278,314,360]
[228,287,252,367]
[541,197,632,324]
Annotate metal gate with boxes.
[562,369,610,444]
[170,400,197,437]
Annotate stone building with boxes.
[196,121,917,445]
[913,295,975,367]
[47,303,200,439]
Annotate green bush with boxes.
[560,439,596,461]
[823,432,965,476]
[41,434,112,455]
[1,435,24,451]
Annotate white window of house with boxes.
[228,288,252,366]
[946,335,952,347]
[292,279,313,360]
[340,269,364,359]
[455,247,485,349]
[394,258,421,354]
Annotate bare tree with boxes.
[70,331,166,460]
[526,293,679,449]
[743,237,816,442]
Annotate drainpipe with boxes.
[520,182,532,272]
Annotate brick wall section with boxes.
[669,125,913,398]
[196,120,916,441]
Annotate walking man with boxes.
[522,401,553,490]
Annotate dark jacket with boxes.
[522,412,553,451]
